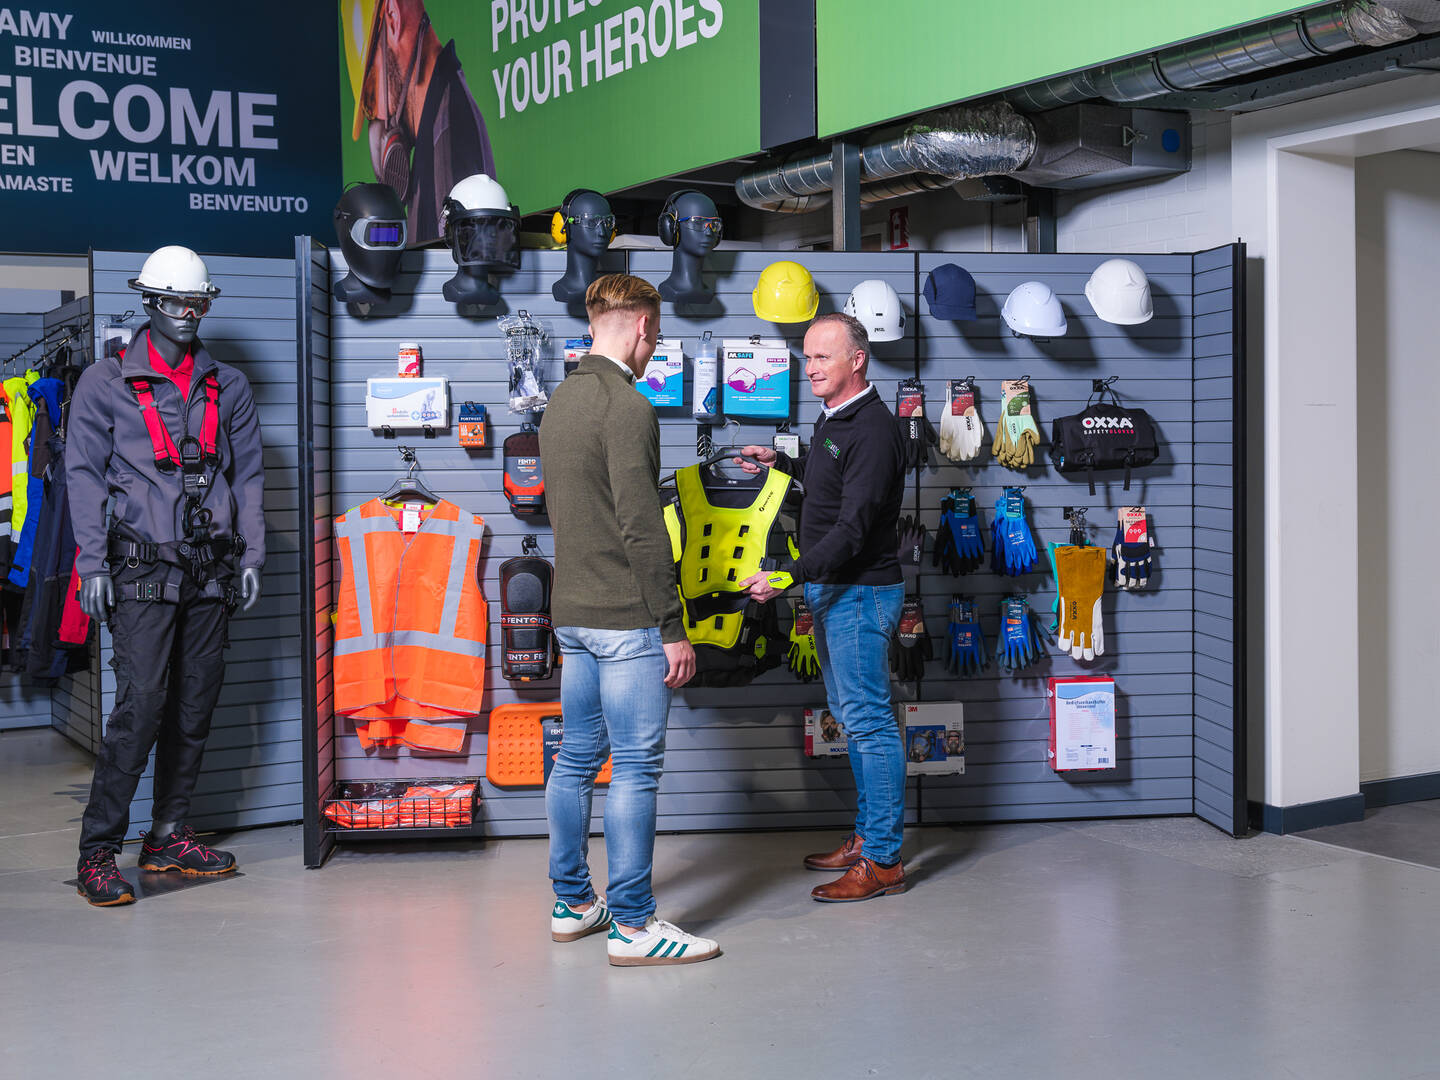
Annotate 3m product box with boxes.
[804,705,848,757]
[366,377,449,431]
[1048,677,1116,772]
[721,338,790,419]
[637,343,684,408]
[899,703,964,776]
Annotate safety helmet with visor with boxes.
[442,173,521,271]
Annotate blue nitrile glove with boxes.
[992,488,1037,577]
[996,595,1043,672]
[944,595,987,677]
[933,494,960,576]
[945,491,984,574]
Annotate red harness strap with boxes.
[130,378,181,470]
[199,373,220,459]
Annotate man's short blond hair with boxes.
[586,273,661,322]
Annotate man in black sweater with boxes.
[739,312,909,902]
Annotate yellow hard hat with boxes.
[752,260,819,323]
[342,0,383,142]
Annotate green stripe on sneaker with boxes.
[675,943,687,958]
[661,941,678,957]
[646,938,669,957]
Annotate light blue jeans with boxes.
[805,582,906,864]
[546,625,670,927]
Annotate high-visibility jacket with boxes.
[4,373,37,551]
[334,497,487,753]
[0,380,13,578]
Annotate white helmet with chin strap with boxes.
[843,279,906,342]
[128,246,221,299]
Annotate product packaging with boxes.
[365,377,449,432]
[564,335,592,376]
[804,705,848,757]
[1048,676,1116,772]
[458,401,488,447]
[722,337,790,419]
[692,330,718,420]
[397,341,422,377]
[899,703,964,776]
[637,340,685,408]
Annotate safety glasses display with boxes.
[679,215,723,237]
[150,294,213,319]
[351,217,408,250]
[565,213,615,235]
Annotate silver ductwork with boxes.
[735,103,1036,213]
[1007,0,1436,110]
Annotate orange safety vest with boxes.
[333,497,487,752]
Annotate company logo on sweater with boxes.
[824,438,839,458]
[1082,414,1134,433]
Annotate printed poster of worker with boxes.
[0,3,338,256]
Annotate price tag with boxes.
[402,502,422,533]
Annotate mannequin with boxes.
[442,263,502,307]
[441,172,519,307]
[550,189,614,302]
[67,245,267,906]
[657,189,723,304]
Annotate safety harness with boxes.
[662,462,795,687]
[112,367,242,602]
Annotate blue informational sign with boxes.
[0,3,338,256]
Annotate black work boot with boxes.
[76,850,137,906]
[137,825,237,876]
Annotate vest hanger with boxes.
[381,445,439,504]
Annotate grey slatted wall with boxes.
[1191,245,1245,835]
[1,312,52,730]
[915,252,1197,822]
[91,251,303,833]
[299,241,336,867]
[315,247,1239,838]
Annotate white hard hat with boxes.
[1084,258,1153,325]
[443,173,513,215]
[1001,281,1066,337]
[843,279,905,342]
[128,245,220,297]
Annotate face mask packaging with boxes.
[637,340,684,408]
[563,335,592,376]
[721,337,790,419]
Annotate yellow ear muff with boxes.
[551,210,567,246]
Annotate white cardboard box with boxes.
[365,376,449,431]
[1048,677,1117,772]
[899,702,964,776]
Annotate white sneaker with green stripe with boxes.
[551,897,612,942]
[607,915,720,967]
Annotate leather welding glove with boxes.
[1055,545,1108,661]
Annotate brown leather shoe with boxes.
[811,857,906,903]
[803,833,864,871]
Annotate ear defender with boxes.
[551,210,567,246]
[657,192,680,247]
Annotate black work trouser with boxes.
[79,572,230,857]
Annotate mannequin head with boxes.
[657,190,722,305]
[127,245,219,361]
[442,265,501,307]
[143,297,203,353]
[441,172,519,307]
[551,188,614,302]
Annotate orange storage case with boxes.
[486,703,613,787]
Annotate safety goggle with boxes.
[150,294,212,319]
[350,217,408,250]
[565,213,616,234]
[678,215,723,237]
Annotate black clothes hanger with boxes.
[380,446,440,504]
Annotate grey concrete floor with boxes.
[1297,798,1440,869]
[4,727,1440,1079]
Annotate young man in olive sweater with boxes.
[538,273,718,967]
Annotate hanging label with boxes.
[402,502,422,533]
[773,433,800,457]
[950,384,975,416]
[1119,505,1149,544]
[897,385,924,418]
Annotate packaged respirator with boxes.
[721,337,790,420]
[637,340,684,408]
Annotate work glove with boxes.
[944,595,987,677]
[896,381,936,473]
[990,488,1037,576]
[897,515,927,578]
[992,380,1041,471]
[939,380,986,463]
[890,595,932,682]
[933,494,960,576]
[787,598,821,682]
[944,491,985,574]
[1111,508,1152,590]
[996,595,1043,672]
[1055,545,1108,661]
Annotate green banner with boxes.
[339,0,759,242]
[816,0,1318,136]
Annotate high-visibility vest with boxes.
[333,497,487,753]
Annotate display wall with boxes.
[301,243,1245,864]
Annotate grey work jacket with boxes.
[66,326,266,582]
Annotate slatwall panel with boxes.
[1190,245,1245,835]
[47,294,103,751]
[300,241,336,867]
[315,246,1241,840]
[915,252,1197,822]
[90,251,303,834]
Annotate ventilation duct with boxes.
[1006,0,1438,111]
[735,103,1036,213]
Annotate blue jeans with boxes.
[546,625,671,927]
[805,582,906,864]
